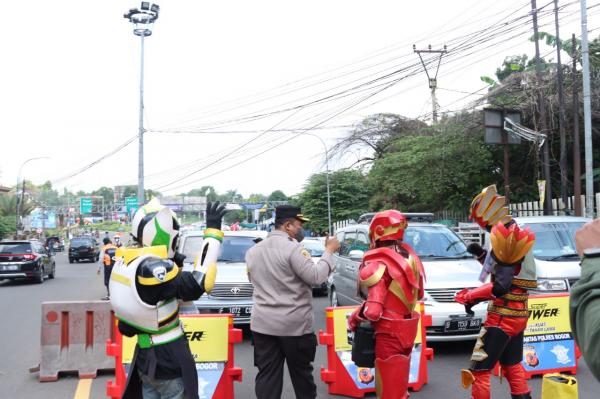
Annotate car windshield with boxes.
[303,240,325,257]
[522,222,584,260]
[0,243,32,254]
[181,236,204,260]
[403,226,470,258]
[71,238,92,247]
[182,235,259,263]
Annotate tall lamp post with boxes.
[302,133,332,235]
[16,157,50,236]
[124,2,160,207]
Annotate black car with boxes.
[68,237,100,263]
[0,240,56,283]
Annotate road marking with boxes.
[73,378,92,399]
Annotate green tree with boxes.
[187,186,218,202]
[330,113,428,166]
[247,193,267,203]
[0,193,35,216]
[367,118,498,212]
[0,216,15,239]
[91,186,114,203]
[267,190,288,202]
[298,170,371,232]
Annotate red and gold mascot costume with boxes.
[348,210,425,399]
[456,185,536,399]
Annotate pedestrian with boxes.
[348,210,425,399]
[98,237,118,300]
[246,205,340,399]
[570,217,600,381]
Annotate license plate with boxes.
[0,265,18,271]
[444,317,481,332]
[216,306,252,317]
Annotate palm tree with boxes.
[0,193,35,216]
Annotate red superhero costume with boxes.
[348,210,425,399]
[456,185,536,399]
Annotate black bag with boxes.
[351,322,376,368]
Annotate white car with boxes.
[178,230,267,324]
[513,216,591,292]
[329,222,488,342]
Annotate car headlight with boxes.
[422,291,434,305]
[536,279,567,291]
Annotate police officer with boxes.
[245,205,340,399]
[570,217,600,381]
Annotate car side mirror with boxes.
[348,250,365,262]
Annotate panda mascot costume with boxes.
[109,199,227,399]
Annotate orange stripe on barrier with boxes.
[86,311,93,350]
[61,311,69,350]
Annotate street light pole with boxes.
[302,133,332,235]
[138,32,146,207]
[124,3,160,207]
[15,157,50,236]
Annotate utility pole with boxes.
[532,0,553,215]
[554,0,569,213]
[580,0,595,217]
[413,44,447,123]
[572,33,582,216]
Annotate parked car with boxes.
[303,238,329,295]
[513,216,591,293]
[179,230,267,324]
[0,240,56,283]
[68,236,100,263]
[329,222,488,342]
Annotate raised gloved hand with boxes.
[348,306,366,332]
[205,201,228,230]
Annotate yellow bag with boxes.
[541,373,578,399]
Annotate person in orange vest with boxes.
[98,237,118,300]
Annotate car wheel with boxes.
[69,258,74,264]
[35,268,44,284]
[330,287,339,307]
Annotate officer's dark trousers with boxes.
[252,331,317,399]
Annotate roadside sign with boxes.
[80,197,93,214]
[125,197,138,214]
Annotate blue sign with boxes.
[242,203,264,210]
[522,335,576,372]
[196,362,225,398]
[30,209,57,229]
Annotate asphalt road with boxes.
[0,249,597,398]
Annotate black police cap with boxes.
[275,205,310,223]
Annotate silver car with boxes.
[329,223,488,342]
[179,230,267,324]
[303,238,329,295]
[513,216,591,292]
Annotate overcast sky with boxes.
[1,0,596,199]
